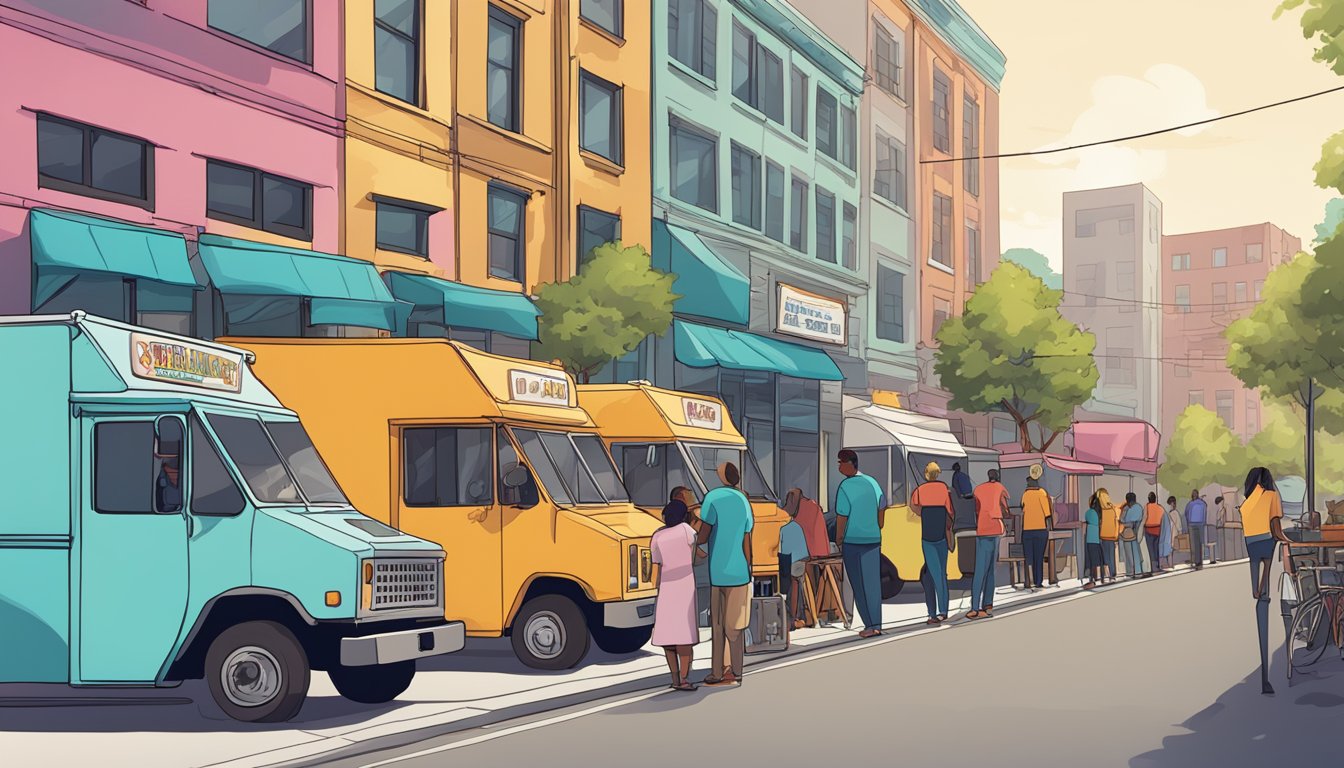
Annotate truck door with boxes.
[78,415,189,682]
[396,425,503,634]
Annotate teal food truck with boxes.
[0,312,464,722]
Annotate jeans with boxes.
[921,539,950,618]
[1145,532,1161,573]
[842,542,882,631]
[1101,540,1117,579]
[1123,536,1145,576]
[1022,529,1049,587]
[1189,525,1205,566]
[972,536,999,611]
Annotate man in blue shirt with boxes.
[1184,490,1208,571]
[835,449,886,638]
[697,462,754,686]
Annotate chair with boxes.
[1002,514,1027,588]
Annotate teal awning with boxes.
[673,320,843,381]
[29,208,200,306]
[197,234,404,332]
[652,220,749,325]
[386,272,540,340]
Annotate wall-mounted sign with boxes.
[777,284,847,345]
[681,397,723,430]
[509,369,570,406]
[130,333,243,392]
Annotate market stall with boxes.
[998,452,1106,585]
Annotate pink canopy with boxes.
[998,452,1105,476]
[1072,421,1160,475]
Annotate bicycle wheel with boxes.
[1288,598,1327,679]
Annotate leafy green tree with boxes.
[1316,198,1344,244]
[1248,398,1344,497]
[1000,248,1062,289]
[1159,406,1246,494]
[934,261,1098,452]
[533,242,677,383]
[1276,0,1344,75]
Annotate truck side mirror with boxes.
[503,465,532,490]
[155,416,184,458]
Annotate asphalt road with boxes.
[315,564,1344,768]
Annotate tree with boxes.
[533,242,677,383]
[1316,198,1344,244]
[1000,248,1062,289]
[934,261,1099,452]
[1276,0,1344,75]
[1245,399,1306,479]
[1159,406,1246,495]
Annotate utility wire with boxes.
[921,84,1344,164]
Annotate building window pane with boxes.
[932,68,951,153]
[205,161,254,221]
[668,0,716,80]
[759,46,784,124]
[376,201,431,258]
[1212,282,1227,309]
[1213,247,1227,268]
[579,70,623,164]
[873,25,901,96]
[487,7,523,132]
[578,206,621,267]
[842,202,857,270]
[764,161,785,243]
[262,175,308,231]
[815,188,836,264]
[38,115,153,209]
[488,184,527,281]
[1172,252,1189,271]
[1246,242,1263,263]
[90,132,146,199]
[206,159,311,240]
[962,93,979,196]
[876,265,905,343]
[1106,345,1134,385]
[208,0,309,63]
[1188,390,1204,407]
[790,66,808,139]
[965,222,980,287]
[932,297,951,338]
[670,120,718,212]
[1254,279,1264,301]
[789,176,808,252]
[375,0,420,105]
[840,105,857,169]
[816,87,838,160]
[874,132,907,209]
[1234,281,1247,304]
[581,0,622,37]
[931,192,952,267]
[730,143,761,230]
[1216,390,1235,428]
[1175,284,1191,313]
[731,22,755,105]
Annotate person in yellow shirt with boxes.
[1020,464,1053,592]
[1241,466,1290,696]
[1097,488,1121,584]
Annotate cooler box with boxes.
[745,595,788,654]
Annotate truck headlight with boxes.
[628,545,639,589]
[361,559,374,612]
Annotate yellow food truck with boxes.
[233,338,661,670]
[579,382,786,577]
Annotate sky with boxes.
[956,0,1342,271]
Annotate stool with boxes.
[802,556,848,628]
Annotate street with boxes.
[312,565,1344,768]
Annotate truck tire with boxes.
[329,661,415,704]
[205,621,310,723]
[511,595,589,670]
[592,625,653,655]
[880,557,903,600]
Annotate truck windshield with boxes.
[206,414,350,506]
[513,429,628,505]
[686,444,774,501]
[266,420,350,504]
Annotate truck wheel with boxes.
[592,625,653,655]
[511,595,589,670]
[329,661,415,704]
[205,621,309,723]
[880,557,903,600]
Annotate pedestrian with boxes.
[911,461,954,624]
[1185,490,1208,570]
[1097,488,1120,584]
[1083,493,1103,590]
[835,449,886,638]
[1240,466,1290,695]
[1142,492,1165,575]
[1121,492,1146,578]
[968,468,1010,619]
[783,488,830,560]
[951,461,974,500]
[1162,495,1179,569]
[1020,464,1053,592]
[650,497,699,691]
[696,462,754,687]
[778,490,811,630]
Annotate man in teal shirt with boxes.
[836,449,886,638]
[696,462,754,686]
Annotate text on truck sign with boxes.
[681,397,723,430]
[130,333,243,392]
[509,369,570,406]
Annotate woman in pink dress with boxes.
[650,498,699,691]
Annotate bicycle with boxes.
[1285,560,1344,681]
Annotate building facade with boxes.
[1061,183,1165,427]
[1160,223,1301,445]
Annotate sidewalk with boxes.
[0,563,1226,768]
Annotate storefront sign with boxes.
[130,333,243,392]
[777,284,846,345]
[680,397,723,430]
[509,369,570,406]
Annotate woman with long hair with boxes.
[1241,466,1291,695]
[649,496,700,691]
[1097,488,1120,584]
[1083,492,1103,590]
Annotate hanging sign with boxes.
[130,333,243,392]
[777,284,847,345]
[509,369,570,406]
[680,397,723,430]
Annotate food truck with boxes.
[0,313,461,723]
[235,338,661,670]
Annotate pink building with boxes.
[1161,223,1301,446]
[0,1,384,339]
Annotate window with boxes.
[1254,279,1264,301]
[932,297,951,338]
[1246,242,1263,263]
[668,0,716,80]
[208,0,308,63]
[789,176,808,251]
[37,114,153,209]
[1148,203,1159,243]
[1188,390,1205,407]
[1175,284,1191,313]
[1246,399,1260,435]
[790,66,808,139]
[840,105,857,169]
[816,87,838,160]
[731,22,755,105]
[1119,218,1134,234]
[930,192,952,267]
[1106,345,1134,385]
[815,188,836,263]
[1212,282,1227,309]
[1075,205,1133,238]
[488,184,527,281]
[487,6,523,132]
[876,264,905,342]
[1213,247,1227,268]
[759,47,784,124]
[206,159,312,240]
[1075,264,1099,306]
[874,132,906,209]
[1175,361,1191,378]
[962,93,979,196]
[496,428,539,508]
[965,221,980,287]
[1171,253,1190,271]
[375,199,432,257]
[581,0,622,37]
[191,417,245,517]
[578,206,621,267]
[730,143,761,229]
[1216,390,1235,428]
[375,0,420,105]
[94,421,155,514]
[932,68,951,153]
[579,70,623,164]
[873,25,901,96]
[842,202,857,270]
[764,161,785,242]
[1116,260,1136,312]
[268,421,347,503]
[669,120,718,212]
[1234,281,1247,304]
[616,443,693,508]
[403,427,494,507]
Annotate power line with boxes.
[921,84,1344,164]
[1058,290,1264,309]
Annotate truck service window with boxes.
[191,417,246,516]
[206,414,301,503]
[268,420,350,504]
[687,445,774,500]
[403,427,492,507]
[572,434,630,503]
[94,421,156,513]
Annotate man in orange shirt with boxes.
[1144,492,1165,576]
[1020,464,1053,592]
[967,469,1010,619]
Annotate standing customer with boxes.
[1020,464,1053,592]
[911,462,954,624]
[650,498,699,691]
[1144,492,1165,575]
[1121,492,1146,578]
[777,491,811,629]
[1097,488,1120,584]
[968,469,1010,619]
[1241,467,1290,695]
[1083,493,1103,589]
[1162,496,1179,569]
[1185,490,1208,570]
[697,463,754,687]
[835,450,886,638]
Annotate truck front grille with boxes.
[371,559,439,610]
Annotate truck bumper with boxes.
[604,597,656,629]
[339,621,466,667]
